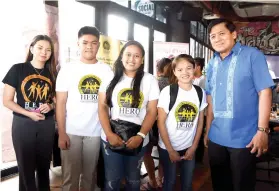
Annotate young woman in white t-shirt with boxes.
[157,54,207,191]
[98,40,159,190]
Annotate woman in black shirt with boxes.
[2,35,57,191]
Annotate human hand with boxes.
[168,150,181,163]
[246,130,268,157]
[59,133,70,150]
[126,136,143,149]
[107,133,124,147]
[39,103,52,114]
[28,112,45,121]
[182,146,196,160]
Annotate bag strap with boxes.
[169,83,179,111]
[193,84,203,107]
[169,83,203,111]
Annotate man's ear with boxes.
[232,31,237,40]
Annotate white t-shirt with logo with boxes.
[56,61,113,137]
[99,72,160,147]
[157,85,207,151]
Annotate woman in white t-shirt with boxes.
[98,40,160,190]
[157,54,207,191]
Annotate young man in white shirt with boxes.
[193,57,206,89]
[56,26,113,191]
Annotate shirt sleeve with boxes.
[157,86,170,114]
[148,76,160,101]
[199,76,206,89]
[99,65,114,93]
[205,59,213,95]
[2,64,18,89]
[199,88,208,111]
[56,65,70,92]
[251,49,274,92]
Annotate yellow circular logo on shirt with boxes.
[117,88,144,108]
[78,75,101,94]
[175,102,198,122]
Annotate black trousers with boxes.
[208,140,256,191]
[52,127,61,167]
[12,115,55,191]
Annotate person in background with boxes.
[158,54,207,191]
[98,40,159,190]
[193,57,206,165]
[143,57,172,190]
[205,18,274,191]
[272,82,279,103]
[157,58,172,91]
[193,57,206,89]
[267,61,276,79]
[269,69,276,79]
[56,26,113,191]
[2,35,57,191]
[167,56,177,85]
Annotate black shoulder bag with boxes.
[108,119,143,156]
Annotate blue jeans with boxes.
[101,140,146,191]
[159,147,195,191]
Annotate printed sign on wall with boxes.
[236,21,279,54]
[97,35,125,67]
[153,41,189,76]
[133,0,154,18]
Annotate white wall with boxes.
[58,0,95,65]
[0,0,46,166]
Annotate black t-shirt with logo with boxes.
[2,62,54,118]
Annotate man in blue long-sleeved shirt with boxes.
[205,18,274,191]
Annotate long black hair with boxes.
[106,40,145,108]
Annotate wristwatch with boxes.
[137,132,146,139]
[258,127,271,134]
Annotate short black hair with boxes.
[78,26,100,39]
[194,57,205,71]
[157,58,172,73]
[208,18,236,34]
